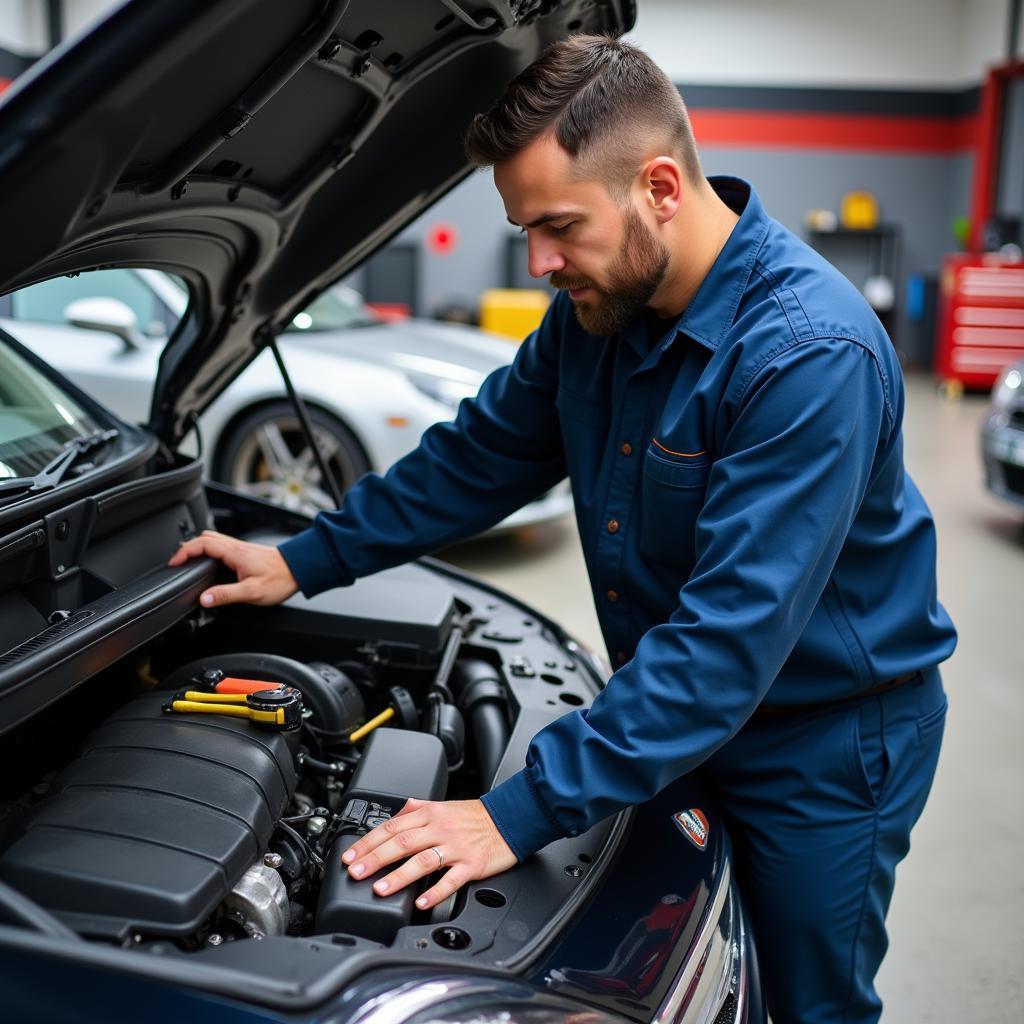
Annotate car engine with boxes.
[0,529,604,955]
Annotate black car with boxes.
[0,2,762,1022]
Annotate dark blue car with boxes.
[0,2,762,1021]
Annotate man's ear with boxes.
[642,157,683,223]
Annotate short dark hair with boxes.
[464,34,702,194]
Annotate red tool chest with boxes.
[935,254,1024,391]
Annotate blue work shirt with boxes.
[279,177,957,861]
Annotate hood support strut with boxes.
[265,331,345,509]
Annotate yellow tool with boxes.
[163,686,303,731]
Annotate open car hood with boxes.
[0,0,634,447]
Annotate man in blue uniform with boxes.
[171,36,956,1022]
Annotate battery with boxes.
[315,729,447,943]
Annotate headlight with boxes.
[407,373,480,411]
[655,860,746,1024]
[992,366,1023,412]
[350,976,632,1024]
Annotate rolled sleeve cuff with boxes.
[481,765,569,862]
[277,525,354,597]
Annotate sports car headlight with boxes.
[407,373,480,411]
[992,366,1023,411]
[349,976,632,1024]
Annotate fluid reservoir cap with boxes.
[248,686,299,707]
[247,686,303,731]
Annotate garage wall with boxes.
[0,1,46,55]
[960,0,1023,76]
[0,0,45,85]
[632,0,965,87]
[630,0,1018,87]
[62,0,121,39]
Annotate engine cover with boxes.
[0,694,296,939]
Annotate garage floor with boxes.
[440,372,1022,1022]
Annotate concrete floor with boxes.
[439,372,1023,1021]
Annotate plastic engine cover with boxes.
[0,694,296,939]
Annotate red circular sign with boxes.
[428,223,457,255]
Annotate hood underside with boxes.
[0,0,633,445]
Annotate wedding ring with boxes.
[430,846,445,870]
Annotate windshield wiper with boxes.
[0,429,120,501]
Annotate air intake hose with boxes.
[451,660,510,790]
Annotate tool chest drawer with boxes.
[935,254,1024,389]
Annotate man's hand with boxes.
[342,798,517,910]
[167,529,299,608]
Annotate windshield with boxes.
[285,285,381,332]
[0,337,101,480]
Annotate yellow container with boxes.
[840,191,880,230]
[479,288,551,341]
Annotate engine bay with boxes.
[0,505,616,966]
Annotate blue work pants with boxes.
[702,669,947,1023]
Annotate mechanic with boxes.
[170,36,956,1023]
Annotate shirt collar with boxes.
[660,176,770,354]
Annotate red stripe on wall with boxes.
[688,109,978,153]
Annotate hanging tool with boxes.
[163,686,303,731]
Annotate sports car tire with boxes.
[214,401,370,515]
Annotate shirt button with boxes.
[615,651,627,665]
[607,589,619,602]
[620,442,633,456]
[607,519,619,534]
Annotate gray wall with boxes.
[350,169,516,318]
[997,79,1024,222]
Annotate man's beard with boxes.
[551,207,671,336]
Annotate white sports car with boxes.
[0,268,570,529]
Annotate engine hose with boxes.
[298,751,351,775]
[468,702,508,789]
[429,623,465,704]
[158,653,364,737]
[451,660,510,790]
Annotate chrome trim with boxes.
[653,860,734,1024]
[734,903,747,1024]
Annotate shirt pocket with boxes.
[638,441,712,572]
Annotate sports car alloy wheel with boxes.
[217,403,369,515]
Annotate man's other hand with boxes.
[167,529,299,608]
[341,798,518,910]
